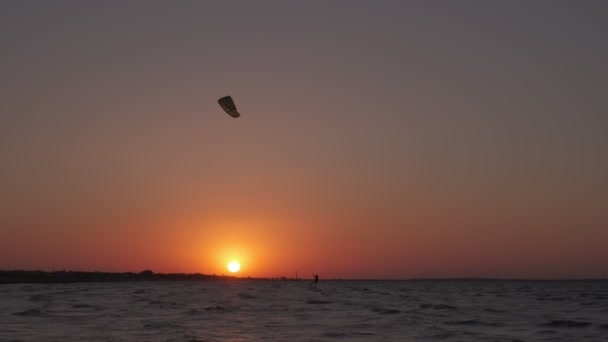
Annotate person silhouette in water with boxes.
[311,273,319,289]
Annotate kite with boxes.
[218,96,240,118]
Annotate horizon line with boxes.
[1,269,606,282]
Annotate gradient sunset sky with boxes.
[1,1,607,279]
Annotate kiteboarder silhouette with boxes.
[311,273,319,289]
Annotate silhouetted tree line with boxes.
[0,270,241,284]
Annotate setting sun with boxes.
[227,261,240,273]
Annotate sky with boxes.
[1,0,607,279]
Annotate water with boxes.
[1,280,607,341]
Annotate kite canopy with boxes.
[218,96,240,118]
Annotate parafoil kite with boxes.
[218,96,240,118]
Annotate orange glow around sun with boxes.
[194,217,283,277]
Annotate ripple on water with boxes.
[12,308,50,317]
[372,308,401,315]
[306,299,333,305]
[419,303,458,310]
[323,331,346,338]
[142,321,179,329]
[205,305,231,312]
[238,292,257,299]
[539,320,592,328]
[444,319,502,327]
[28,294,52,302]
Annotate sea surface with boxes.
[1,280,607,341]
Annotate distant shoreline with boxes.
[1,270,606,284]
[0,270,247,284]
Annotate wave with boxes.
[205,305,231,312]
[351,331,378,336]
[419,303,458,310]
[372,308,401,314]
[143,321,179,329]
[323,331,346,338]
[444,319,502,327]
[238,292,257,299]
[28,294,52,302]
[535,329,557,334]
[12,308,50,317]
[539,320,592,328]
[185,308,202,316]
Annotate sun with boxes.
[227,261,240,273]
